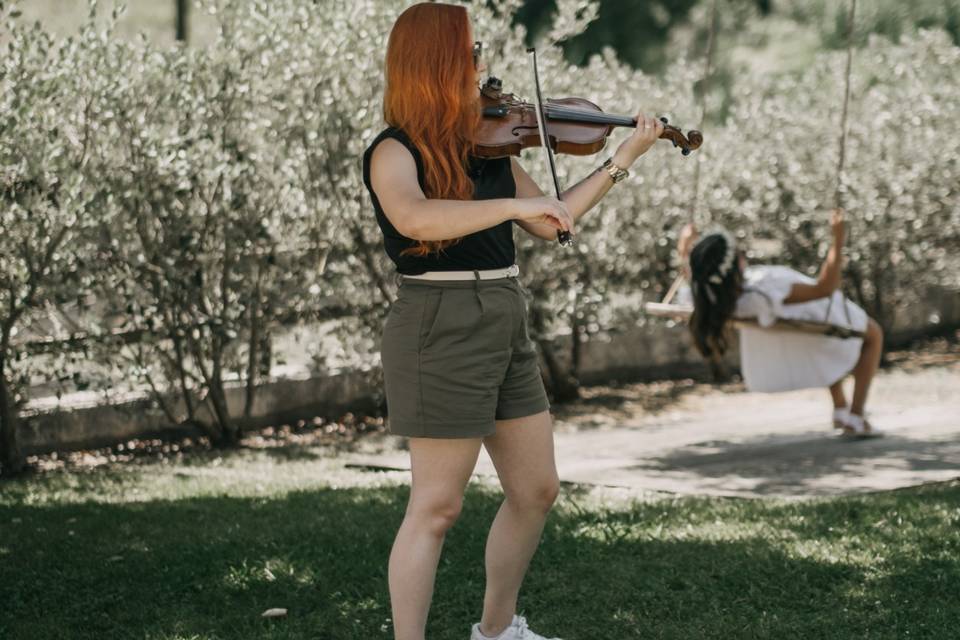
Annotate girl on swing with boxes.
[677,209,884,437]
[362,3,663,639]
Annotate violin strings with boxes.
[504,100,639,127]
[543,105,635,126]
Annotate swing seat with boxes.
[642,302,865,339]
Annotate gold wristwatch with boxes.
[601,157,629,183]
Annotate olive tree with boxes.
[90,2,336,444]
[0,2,112,475]
[704,29,960,333]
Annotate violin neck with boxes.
[544,105,636,128]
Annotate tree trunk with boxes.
[175,0,189,42]
[171,332,199,420]
[208,346,239,445]
[207,386,237,446]
[870,264,892,365]
[0,361,26,477]
[259,328,272,379]
[536,337,580,402]
[570,310,583,388]
[528,302,580,402]
[244,276,262,420]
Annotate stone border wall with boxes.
[19,370,381,455]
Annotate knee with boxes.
[407,495,464,537]
[507,475,561,513]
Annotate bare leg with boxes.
[389,437,483,640]
[478,410,560,638]
[850,318,884,416]
[829,380,847,409]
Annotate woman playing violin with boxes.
[362,4,664,639]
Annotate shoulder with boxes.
[366,127,419,155]
[369,136,416,165]
[364,128,421,180]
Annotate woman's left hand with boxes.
[613,113,665,167]
[678,222,699,255]
[830,208,846,246]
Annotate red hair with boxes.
[383,2,481,256]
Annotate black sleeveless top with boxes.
[361,127,517,275]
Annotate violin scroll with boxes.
[658,117,703,157]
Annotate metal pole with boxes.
[176,0,189,43]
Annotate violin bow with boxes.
[527,47,573,247]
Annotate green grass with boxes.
[1,444,958,639]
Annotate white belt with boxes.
[402,264,519,281]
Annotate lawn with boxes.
[1,442,958,640]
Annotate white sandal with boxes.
[841,412,884,438]
[832,407,849,430]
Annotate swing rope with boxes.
[661,0,720,306]
[689,0,720,218]
[823,0,857,326]
[834,0,857,209]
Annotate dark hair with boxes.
[688,232,743,360]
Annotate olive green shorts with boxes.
[380,275,550,438]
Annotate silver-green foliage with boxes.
[1,1,116,471]
[708,29,960,330]
[91,0,412,437]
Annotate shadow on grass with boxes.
[2,480,959,640]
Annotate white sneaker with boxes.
[470,614,562,640]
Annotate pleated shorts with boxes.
[380,275,550,438]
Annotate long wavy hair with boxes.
[688,232,743,360]
[383,2,481,257]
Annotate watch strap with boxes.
[602,157,629,183]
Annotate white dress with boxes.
[734,265,868,392]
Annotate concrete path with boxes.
[344,362,960,498]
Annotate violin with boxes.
[474,76,703,159]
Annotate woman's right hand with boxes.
[830,207,846,245]
[511,196,574,235]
